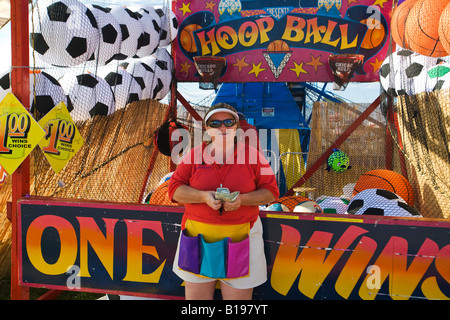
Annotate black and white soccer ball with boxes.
[152,48,173,100]
[130,6,161,57]
[155,7,178,47]
[137,55,158,100]
[109,5,144,60]
[87,4,122,66]
[29,0,99,67]
[346,188,421,217]
[0,69,69,116]
[98,64,142,110]
[119,58,155,100]
[60,72,115,121]
[380,49,444,96]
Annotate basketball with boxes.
[273,195,311,211]
[405,0,450,57]
[179,24,202,53]
[266,40,290,52]
[353,169,415,206]
[360,18,386,49]
[391,0,418,49]
[149,180,183,206]
[438,3,450,55]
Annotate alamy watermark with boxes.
[169,121,281,176]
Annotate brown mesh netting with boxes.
[395,89,450,218]
[0,99,172,278]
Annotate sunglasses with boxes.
[206,119,237,128]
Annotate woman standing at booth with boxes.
[168,103,279,300]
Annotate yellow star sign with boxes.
[180,60,192,75]
[38,101,84,174]
[0,92,45,175]
[179,2,192,16]
[289,61,308,78]
[248,62,266,78]
[369,57,383,73]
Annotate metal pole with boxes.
[10,0,30,300]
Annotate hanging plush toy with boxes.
[327,149,352,172]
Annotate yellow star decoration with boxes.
[289,61,308,78]
[179,2,192,16]
[306,54,324,73]
[180,60,192,75]
[205,0,216,11]
[369,57,383,73]
[248,62,266,78]
[233,55,249,72]
[373,0,388,8]
[347,0,359,5]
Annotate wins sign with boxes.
[18,198,450,300]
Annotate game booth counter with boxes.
[2,0,450,300]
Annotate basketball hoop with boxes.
[193,56,226,90]
[328,54,364,90]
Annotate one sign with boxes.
[0,93,45,175]
[173,0,392,83]
[18,198,450,300]
[38,102,84,174]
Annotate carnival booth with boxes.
[1,0,449,301]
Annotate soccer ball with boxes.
[87,4,122,66]
[139,55,159,100]
[316,196,349,214]
[109,5,144,60]
[59,72,115,121]
[346,188,421,217]
[293,200,323,213]
[29,0,99,67]
[98,64,142,110]
[130,6,161,57]
[0,69,68,116]
[152,48,173,100]
[379,48,444,96]
[155,7,178,47]
[119,58,155,100]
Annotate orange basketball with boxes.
[273,195,311,211]
[360,18,386,49]
[266,40,290,52]
[179,24,202,53]
[353,169,415,205]
[391,0,418,49]
[405,0,450,57]
[438,3,450,55]
[149,180,184,206]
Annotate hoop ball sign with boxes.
[173,0,392,83]
[18,198,450,300]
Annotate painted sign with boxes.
[0,93,45,175]
[173,0,392,83]
[38,102,84,174]
[18,198,450,300]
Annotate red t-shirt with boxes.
[168,141,279,228]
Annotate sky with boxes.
[1,0,382,104]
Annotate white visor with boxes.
[204,108,239,123]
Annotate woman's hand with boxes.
[223,194,242,212]
[203,191,223,211]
